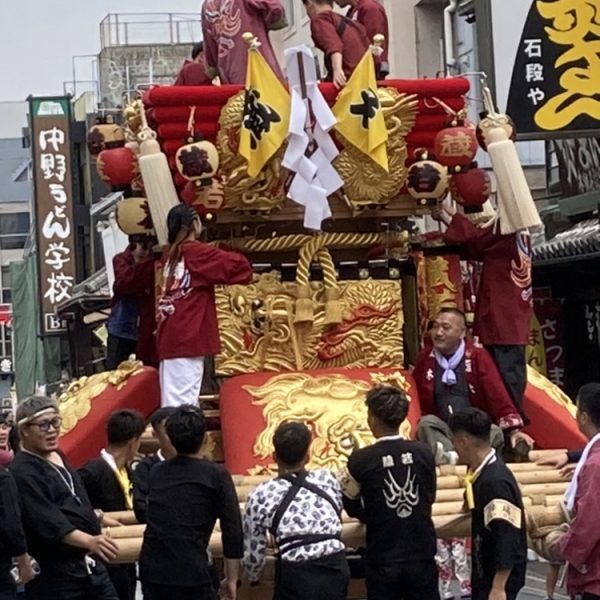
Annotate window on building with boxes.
[0,236,27,250]
[0,267,10,305]
[0,213,30,235]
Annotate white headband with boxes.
[17,406,58,427]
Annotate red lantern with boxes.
[96,147,138,188]
[434,122,478,174]
[449,165,491,213]
[407,150,449,207]
[87,117,125,156]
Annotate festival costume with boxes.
[174,60,213,86]
[346,0,389,78]
[79,451,136,600]
[309,11,370,81]
[443,214,532,413]
[0,468,27,600]
[436,538,471,600]
[201,0,286,85]
[414,341,523,456]
[468,451,527,600]
[341,436,439,600]
[139,456,242,599]
[243,469,348,599]
[108,247,157,369]
[10,450,118,600]
[156,241,252,407]
[560,435,600,598]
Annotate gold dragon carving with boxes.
[334,89,419,212]
[216,91,287,214]
[215,273,404,376]
[59,360,145,435]
[246,371,414,474]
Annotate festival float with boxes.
[60,39,581,596]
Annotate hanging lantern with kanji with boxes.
[433,118,478,174]
[87,115,125,156]
[115,196,155,236]
[96,146,139,189]
[449,163,491,213]
[407,149,449,207]
[176,133,222,219]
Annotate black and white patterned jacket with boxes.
[242,469,345,582]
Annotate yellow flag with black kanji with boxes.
[332,49,388,172]
[239,47,290,178]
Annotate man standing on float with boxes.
[433,201,533,435]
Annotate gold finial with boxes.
[242,32,257,46]
[373,34,385,47]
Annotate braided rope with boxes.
[296,236,329,287]
[231,232,387,254]
[315,249,339,291]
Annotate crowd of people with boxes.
[1,381,599,600]
[171,0,390,88]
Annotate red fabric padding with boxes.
[523,380,585,450]
[60,367,160,468]
[219,368,422,475]
[143,78,470,107]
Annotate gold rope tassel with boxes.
[294,284,314,324]
[323,287,343,327]
[137,104,181,246]
[480,87,542,235]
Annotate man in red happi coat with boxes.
[333,0,389,78]
[302,0,370,88]
[108,237,158,370]
[413,308,533,465]
[201,0,287,85]
[559,383,600,600]
[434,202,533,418]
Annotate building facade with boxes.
[0,101,32,399]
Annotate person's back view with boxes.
[243,422,349,599]
[341,386,439,600]
[201,0,287,85]
[139,405,242,600]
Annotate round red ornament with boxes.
[96,147,138,187]
[434,122,478,173]
[449,165,491,212]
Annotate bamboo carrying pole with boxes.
[105,459,571,564]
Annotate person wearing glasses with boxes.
[157,205,252,408]
[9,396,119,600]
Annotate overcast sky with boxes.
[0,0,201,101]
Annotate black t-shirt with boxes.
[79,457,130,512]
[10,450,101,577]
[434,359,471,421]
[131,453,162,524]
[0,467,27,585]
[139,455,243,587]
[471,456,527,596]
[343,438,437,565]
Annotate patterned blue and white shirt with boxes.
[242,469,345,582]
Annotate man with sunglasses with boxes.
[10,396,119,600]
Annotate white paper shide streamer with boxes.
[283,46,343,230]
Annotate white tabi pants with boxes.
[159,356,204,407]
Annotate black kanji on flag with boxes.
[242,88,282,150]
[350,89,379,129]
